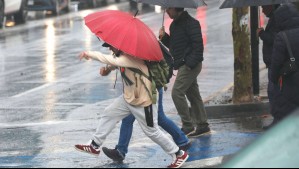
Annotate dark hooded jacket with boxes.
[160,11,204,70]
[271,3,299,119]
[259,5,279,68]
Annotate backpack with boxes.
[126,41,173,104]
[158,41,174,83]
[128,59,169,104]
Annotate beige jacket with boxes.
[86,51,152,107]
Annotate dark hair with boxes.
[96,37,122,57]
[175,8,184,12]
[114,50,122,57]
[102,42,111,47]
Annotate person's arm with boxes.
[185,20,204,69]
[79,51,144,69]
[99,65,117,76]
[259,29,276,46]
[258,19,277,45]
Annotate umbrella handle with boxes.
[162,9,165,27]
[134,10,139,17]
[258,7,261,28]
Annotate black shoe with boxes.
[188,126,211,138]
[179,141,192,151]
[102,147,125,162]
[181,127,195,136]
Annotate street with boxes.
[0,0,266,168]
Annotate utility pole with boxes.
[250,6,259,96]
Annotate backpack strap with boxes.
[282,32,295,62]
[144,104,154,127]
[128,67,157,104]
[128,68,151,81]
[120,67,134,86]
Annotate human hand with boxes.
[99,66,111,76]
[256,28,264,38]
[159,26,165,39]
[79,52,90,60]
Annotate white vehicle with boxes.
[0,0,28,28]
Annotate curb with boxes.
[202,66,270,119]
[205,102,270,119]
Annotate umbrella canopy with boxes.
[135,0,207,26]
[220,0,299,9]
[136,0,207,8]
[84,10,163,61]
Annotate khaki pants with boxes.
[172,63,208,130]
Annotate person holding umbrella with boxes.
[100,42,191,163]
[256,4,281,129]
[159,7,210,137]
[74,10,189,168]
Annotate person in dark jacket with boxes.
[159,8,210,137]
[271,3,299,124]
[256,4,280,129]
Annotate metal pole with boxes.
[162,9,165,27]
[250,6,259,95]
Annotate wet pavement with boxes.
[0,0,271,168]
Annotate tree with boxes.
[232,8,254,103]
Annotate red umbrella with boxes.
[84,10,163,61]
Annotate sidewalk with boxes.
[204,66,271,120]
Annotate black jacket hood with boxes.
[274,3,299,31]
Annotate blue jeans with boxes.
[116,88,189,156]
